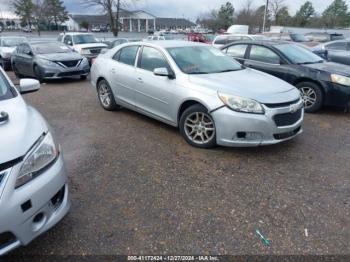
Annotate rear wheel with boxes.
[296,82,323,113]
[0,57,11,71]
[12,63,23,78]
[97,79,120,111]
[179,104,216,149]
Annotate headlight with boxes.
[37,58,57,67]
[80,49,91,55]
[331,74,350,87]
[81,57,89,66]
[16,132,58,188]
[218,92,265,114]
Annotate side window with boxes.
[139,46,169,72]
[226,44,248,58]
[17,44,24,54]
[327,42,347,51]
[214,36,227,45]
[22,44,31,55]
[118,46,139,66]
[249,45,280,64]
[112,50,121,61]
[64,35,73,45]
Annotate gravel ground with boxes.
[5,72,350,256]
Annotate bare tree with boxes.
[269,0,286,25]
[82,0,140,36]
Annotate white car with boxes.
[0,68,70,255]
[212,34,268,49]
[58,32,107,62]
[0,37,28,70]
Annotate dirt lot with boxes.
[7,72,350,256]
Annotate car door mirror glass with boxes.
[19,79,40,94]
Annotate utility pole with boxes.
[262,0,269,32]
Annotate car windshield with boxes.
[32,42,72,54]
[290,34,308,42]
[2,37,27,47]
[73,34,98,44]
[275,43,324,64]
[0,71,13,101]
[167,46,243,74]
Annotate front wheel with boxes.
[97,79,120,111]
[34,65,44,83]
[179,104,216,149]
[296,82,323,113]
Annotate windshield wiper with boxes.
[187,72,210,75]
[297,60,324,65]
[216,68,242,73]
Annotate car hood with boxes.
[73,43,107,50]
[302,62,350,76]
[0,97,48,164]
[37,52,83,61]
[188,68,300,104]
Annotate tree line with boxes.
[197,0,350,33]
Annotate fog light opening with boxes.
[237,132,247,139]
[32,212,47,232]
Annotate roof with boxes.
[220,40,291,49]
[136,40,207,48]
[156,18,196,27]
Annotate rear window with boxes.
[118,46,139,66]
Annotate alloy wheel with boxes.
[184,112,215,145]
[98,82,112,108]
[299,86,317,109]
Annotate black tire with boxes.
[0,58,10,71]
[80,75,87,80]
[179,104,216,149]
[12,63,23,78]
[296,81,323,113]
[97,79,120,111]
[34,65,44,83]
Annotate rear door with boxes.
[222,44,249,64]
[134,46,177,123]
[326,42,350,66]
[244,44,290,81]
[109,45,140,107]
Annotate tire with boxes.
[12,63,23,79]
[0,58,10,71]
[296,82,323,113]
[97,79,120,111]
[179,104,216,149]
[34,65,44,83]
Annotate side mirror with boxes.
[19,79,40,94]
[24,50,33,56]
[153,67,175,79]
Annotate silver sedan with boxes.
[91,41,303,148]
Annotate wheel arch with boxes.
[177,99,210,125]
[293,78,325,93]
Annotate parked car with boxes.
[212,34,269,48]
[146,35,174,41]
[91,41,303,148]
[104,38,142,49]
[0,68,70,255]
[221,41,350,112]
[312,40,350,66]
[0,37,28,70]
[305,32,345,43]
[58,32,107,62]
[11,41,90,82]
[263,33,318,47]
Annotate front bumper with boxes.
[212,102,304,147]
[39,64,90,80]
[0,154,70,256]
[323,82,350,108]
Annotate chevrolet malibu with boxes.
[91,41,304,148]
[0,68,70,255]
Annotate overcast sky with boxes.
[1,0,350,20]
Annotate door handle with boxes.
[111,68,116,74]
[137,77,143,83]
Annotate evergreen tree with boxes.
[322,0,350,27]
